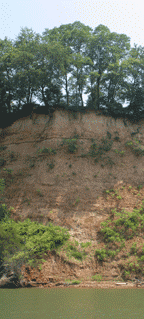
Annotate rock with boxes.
[0,271,20,288]
[19,279,32,287]
[0,274,16,288]
[115,282,128,285]
[0,271,33,288]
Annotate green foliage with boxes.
[0,178,13,222]
[0,178,5,200]
[65,279,82,285]
[0,158,5,167]
[0,164,71,277]
[0,204,13,223]
[3,168,13,174]
[95,248,108,261]
[100,226,122,243]
[70,280,81,285]
[0,218,70,271]
[130,242,137,255]
[37,147,56,155]
[0,216,24,279]
[61,138,78,153]
[101,137,113,152]
[47,159,55,170]
[1,22,143,122]
[36,189,43,197]
[91,274,102,282]
[80,241,92,249]
[0,145,7,151]
[114,136,120,141]
[95,203,144,266]
[70,250,83,261]
[8,151,18,162]
[60,240,87,261]
[137,185,143,190]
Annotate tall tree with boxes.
[100,32,131,113]
[83,25,111,111]
[11,27,43,109]
[0,60,9,113]
[115,44,144,116]
[41,22,92,110]
[64,21,93,109]
[29,39,69,110]
[0,42,17,114]
[83,25,131,112]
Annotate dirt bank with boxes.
[0,109,144,289]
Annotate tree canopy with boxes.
[0,21,144,127]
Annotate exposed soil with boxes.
[0,109,144,289]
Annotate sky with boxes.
[0,0,144,109]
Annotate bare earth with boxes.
[0,109,144,289]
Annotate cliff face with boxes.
[0,109,144,288]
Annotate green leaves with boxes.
[0,22,144,116]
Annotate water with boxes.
[0,287,144,318]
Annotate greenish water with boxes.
[0,288,144,318]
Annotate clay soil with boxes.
[1,108,144,289]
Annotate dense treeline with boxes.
[0,21,144,128]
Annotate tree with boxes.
[115,44,144,117]
[83,25,131,113]
[0,38,17,114]
[30,40,69,111]
[41,22,93,110]
[11,27,43,109]
[1,22,144,122]
[64,21,93,110]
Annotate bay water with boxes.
[0,287,144,318]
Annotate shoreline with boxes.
[19,280,144,289]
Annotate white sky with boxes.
[0,0,144,108]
